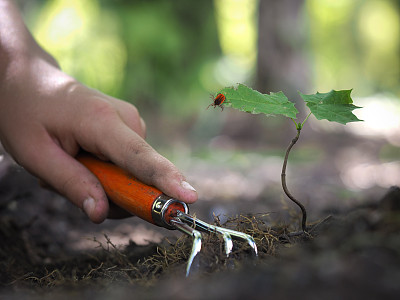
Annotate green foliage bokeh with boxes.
[24,0,400,130]
[29,0,221,117]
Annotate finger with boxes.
[110,99,146,139]
[21,134,110,223]
[140,117,146,139]
[95,122,197,204]
[40,152,132,219]
[73,100,197,204]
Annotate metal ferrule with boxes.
[151,194,189,229]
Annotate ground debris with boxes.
[1,188,400,299]
[0,213,305,290]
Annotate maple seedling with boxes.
[215,84,362,232]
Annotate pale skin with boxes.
[0,0,197,223]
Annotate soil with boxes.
[1,149,400,299]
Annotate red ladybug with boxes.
[207,93,226,111]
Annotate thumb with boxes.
[22,139,109,223]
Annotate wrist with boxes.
[0,0,59,81]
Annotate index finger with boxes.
[78,111,197,204]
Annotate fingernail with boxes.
[181,181,196,192]
[83,197,96,217]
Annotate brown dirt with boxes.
[1,149,400,299]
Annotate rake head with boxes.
[170,210,258,276]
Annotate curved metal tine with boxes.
[176,211,233,257]
[170,219,202,277]
[194,218,234,257]
[177,211,257,257]
[212,226,258,257]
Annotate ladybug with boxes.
[207,93,226,111]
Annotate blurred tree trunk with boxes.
[256,0,308,113]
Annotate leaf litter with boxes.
[1,211,319,288]
[1,187,400,299]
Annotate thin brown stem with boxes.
[281,128,307,232]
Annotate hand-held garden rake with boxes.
[77,153,258,276]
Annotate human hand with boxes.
[0,55,197,223]
[0,1,197,223]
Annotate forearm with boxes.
[0,0,58,88]
[0,0,39,59]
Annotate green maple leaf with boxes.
[219,84,298,119]
[300,89,362,124]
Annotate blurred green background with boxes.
[20,0,399,108]
[14,0,400,215]
[17,0,400,155]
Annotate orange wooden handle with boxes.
[77,153,163,224]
